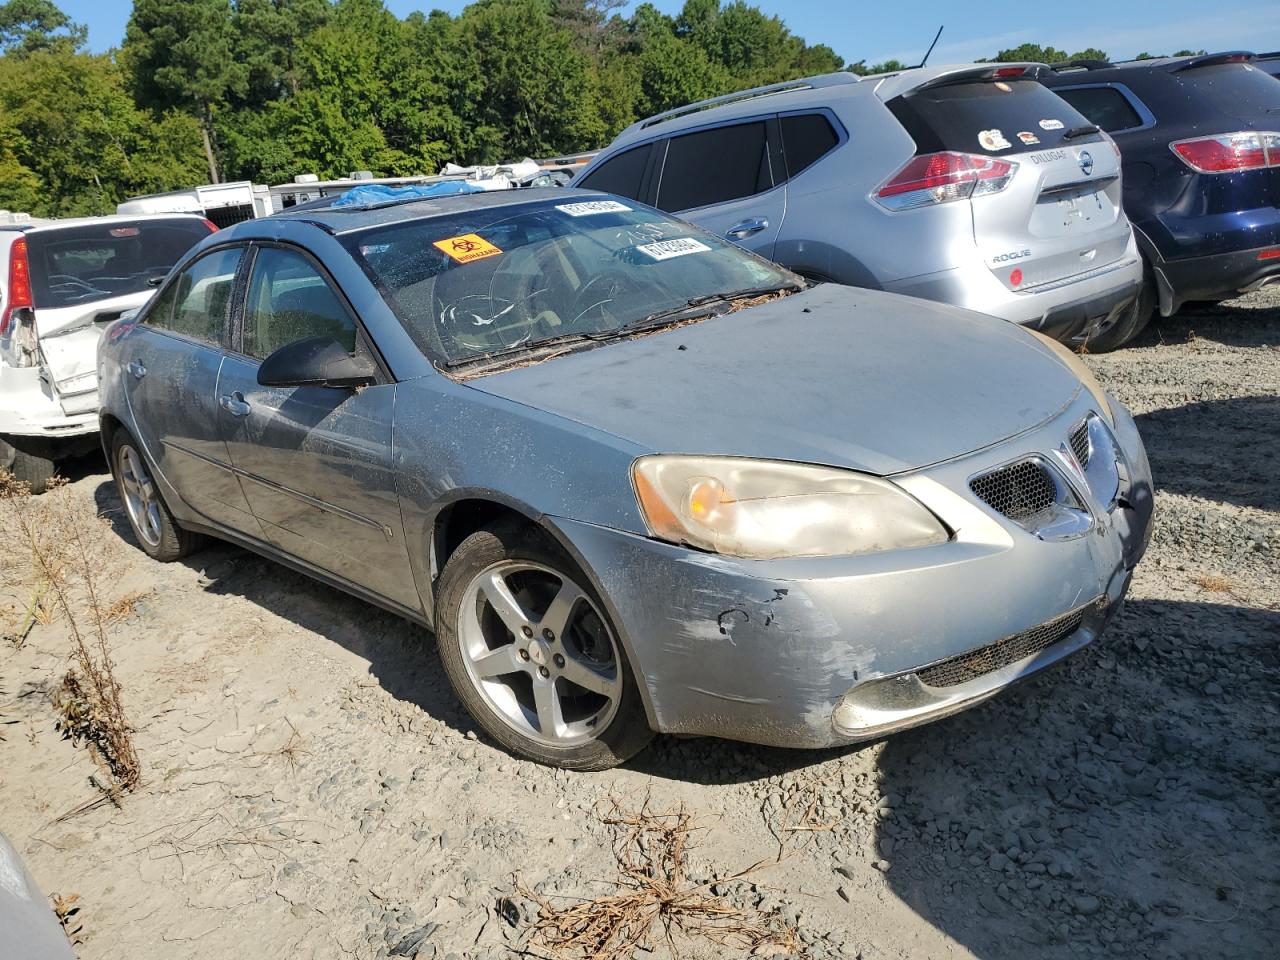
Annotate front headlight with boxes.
[632,456,949,560]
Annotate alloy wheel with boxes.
[117,443,162,548]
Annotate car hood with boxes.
[465,285,1083,475]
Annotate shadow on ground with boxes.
[1133,298,1280,350]
[873,597,1280,959]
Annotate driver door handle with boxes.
[219,391,251,417]
[726,217,768,240]
[127,360,146,380]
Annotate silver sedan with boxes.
[97,188,1153,769]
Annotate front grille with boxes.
[916,602,1098,688]
[1069,421,1091,467]
[969,460,1057,523]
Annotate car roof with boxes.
[0,212,209,235]
[252,187,599,236]
[602,63,1043,151]
[1036,51,1260,82]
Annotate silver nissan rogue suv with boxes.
[576,64,1146,350]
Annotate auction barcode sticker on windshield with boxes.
[636,238,711,261]
[555,200,631,217]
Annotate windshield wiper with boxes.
[623,281,804,333]
[1062,124,1101,141]
[443,330,611,373]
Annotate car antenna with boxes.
[916,25,944,67]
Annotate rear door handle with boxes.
[218,392,251,417]
[127,360,146,380]
[726,217,768,240]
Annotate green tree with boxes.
[232,0,331,106]
[122,0,247,183]
[0,0,85,56]
[848,58,907,76]
[985,43,1110,64]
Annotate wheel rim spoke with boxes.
[472,644,522,679]
[559,656,616,697]
[480,570,530,636]
[533,679,564,738]
[539,579,584,638]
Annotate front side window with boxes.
[657,122,772,211]
[575,143,653,200]
[242,247,356,360]
[345,198,796,367]
[147,246,242,346]
[1054,87,1145,132]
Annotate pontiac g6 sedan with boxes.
[97,188,1153,770]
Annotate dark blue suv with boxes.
[1038,53,1280,340]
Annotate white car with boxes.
[0,214,214,490]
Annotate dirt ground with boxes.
[2,289,1277,960]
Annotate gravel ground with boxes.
[1,289,1277,959]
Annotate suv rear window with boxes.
[1053,87,1145,132]
[781,113,840,177]
[1178,62,1280,122]
[27,218,213,310]
[889,79,1099,156]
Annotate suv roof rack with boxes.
[634,72,859,131]
[1049,59,1114,72]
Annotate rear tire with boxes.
[108,428,201,562]
[1077,264,1157,353]
[433,520,654,770]
[0,438,56,494]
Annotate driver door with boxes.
[216,244,419,609]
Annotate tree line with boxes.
[0,0,1197,218]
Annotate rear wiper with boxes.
[1062,124,1101,141]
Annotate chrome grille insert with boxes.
[916,600,1101,688]
[1069,420,1091,467]
[969,460,1058,524]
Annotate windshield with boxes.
[343,197,796,366]
[26,218,213,310]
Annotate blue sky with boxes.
[63,0,1280,65]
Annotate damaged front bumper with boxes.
[551,392,1154,749]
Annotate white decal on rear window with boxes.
[1039,118,1065,131]
[555,200,632,217]
[978,129,1011,151]
[636,238,712,261]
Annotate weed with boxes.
[1193,573,1234,594]
[51,892,85,946]
[519,798,797,960]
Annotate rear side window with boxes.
[575,144,652,200]
[147,246,242,346]
[242,247,356,360]
[889,79,1097,156]
[1054,87,1145,132]
[1178,62,1280,122]
[26,218,213,310]
[781,113,840,178]
[657,122,772,212]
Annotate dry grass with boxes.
[0,473,141,789]
[519,798,797,960]
[105,589,151,624]
[1193,573,1235,594]
[51,892,85,946]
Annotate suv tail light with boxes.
[875,152,1018,210]
[1170,132,1280,173]
[1,236,32,336]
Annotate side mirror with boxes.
[257,336,377,389]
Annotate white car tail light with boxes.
[875,152,1018,211]
[1170,132,1280,173]
[0,236,32,336]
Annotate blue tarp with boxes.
[332,181,484,207]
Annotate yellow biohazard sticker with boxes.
[433,233,502,264]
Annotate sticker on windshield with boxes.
[636,237,712,261]
[433,233,503,264]
[978,129,1011,151]
[1039,118,1065,131]
[555,200,631,217]
[1017,131,1040,145]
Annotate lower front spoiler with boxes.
[831,594,1115,740]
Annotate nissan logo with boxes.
[1078,150,1094,176]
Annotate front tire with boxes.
[433,520,654,770]
[0,437,55,494]
[109,428,200,562]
